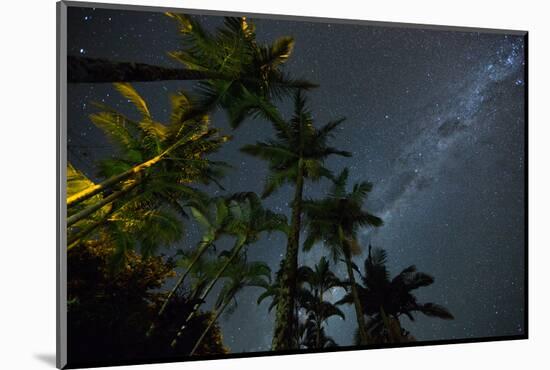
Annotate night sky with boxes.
[67,5,526,353]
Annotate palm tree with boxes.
[67,83,229,233]
[170,192,287,348]
[338,246,454,344]
[67,84,228,256]
[242,91,351,350]
[166,14,316,128]
[66,163,114,250]
[146,196,234,336]
[67,161,188,265]
[302,168,383,345]
[298,257,345,349]
[69,15,316,127]
[190,257,271,355]
[256,258,345,349]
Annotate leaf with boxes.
[165,12,193,33]
[264,36,295,67]
[190,206,212,229]
[113,83,151,118]
[89,111,137,150]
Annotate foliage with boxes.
[167,13,316,128]
[67,239,228,365]
[296,257,345,349]
[337,246,454,343]
[67,83,230,261]
[241,91,352,198]
[64,13,457,358]
[302,168,383,260]
[242,91,353,350]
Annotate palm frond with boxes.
[113,83,151,119]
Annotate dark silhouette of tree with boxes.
[146,196,233,337]
[242,91,351,350]
[302,168,383,345]
[170,192,287,348]
[337,246,454,344]
[297,257,345,349]
[67,238,228,366]
[68,55,227,83]
[190,256,271,355]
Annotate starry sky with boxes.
[66,5,526,353]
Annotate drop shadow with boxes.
[34,353,56,367]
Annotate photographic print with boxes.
[58,1,527,368]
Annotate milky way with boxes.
[67,6,526,352]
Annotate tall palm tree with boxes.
[69,14,316,121]
[67,86,230,271]
[190,257,271,355]
[166,14,316,128]
[298,257,345,349]
[338,246,454,344]
[242,91,351,350]
[146,196,234,336]
[170,192,287,348]
[67,161,187,265]
[302,168,383,345]
[66,163,114,250]
[67,83,229,229]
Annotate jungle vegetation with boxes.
[66,13,453,363]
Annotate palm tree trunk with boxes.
[66,153,162,208]
[67,129,209,209]
[272,159,305,351]
[66,181,139,227]
[67,206,115,250]
[170,239,247,348]
[315,287,323,348]
[146,238,215,337]
[190,298,232,355]
[343,250,370,345]
[380,307,401,343]
[68,56,228,83]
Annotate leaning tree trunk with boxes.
[67,130,208,209]
[190,297,232,355]
[67,146,165,208]
[146,237,216,337]
[170,239,247,348]
[67,206,116,250]
[343,248,370,345]
[272,159,305,351]
[68,56,227,83]
[66,180,139,227]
